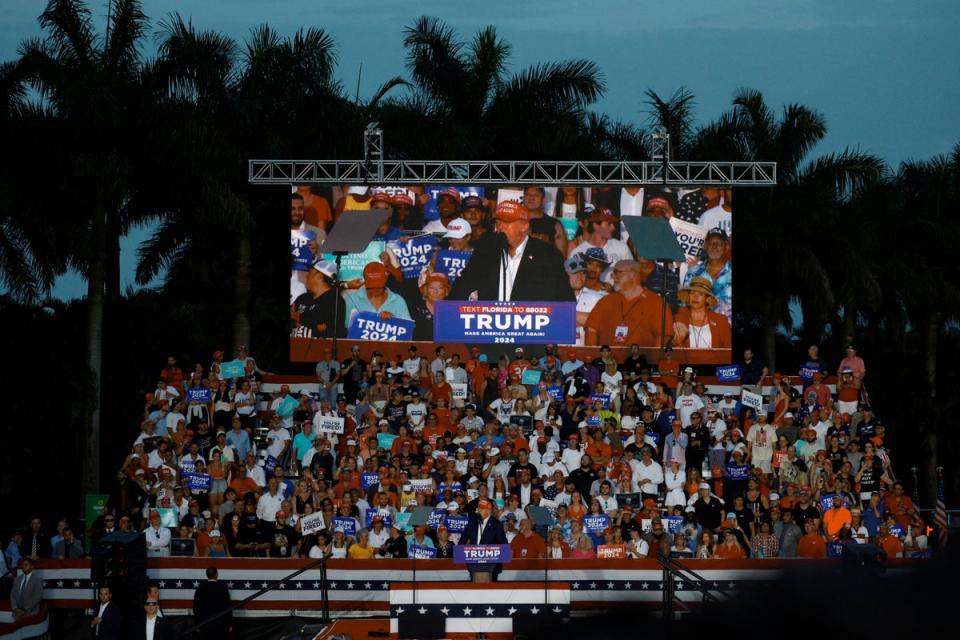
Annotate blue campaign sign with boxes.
[179,459,196,474]
[799,365,822,382]
[365,509,393,528]
[589,394,611,409]
[331,517,357,536]
[546,386,563,401]
[291,229,316,271]
[827,542,845,558]
[219,360,245,379]
[361,472,380,491]
[432,301,577,345]
[410,544,438,559]
[263,456,278,474]
[184,473,212,491]
[583,514,609,533]
[453,544,513,564]
[889,524,905,538]
[725,463,750,480]
[422,186,484,221]
[716,365,741,382]
[186,387,212,403]
[586,415,601,426]
[664,516,684,534]
[276,394,299,418]
[388,235,438,279]
[427,509,447,530]
[347,311,415,341]
[436,250,472,283]
[322,241,386,282]
[444,515,469,533]
[819,493,853,511]
[438,482,463,494]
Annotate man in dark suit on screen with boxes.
[89,585,124,640]
[460,498,508,582]
[450,201,574,303]
[192,566,233,639]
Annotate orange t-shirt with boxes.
[511,533,546,559]
[879,535,903,558]
[299,192,333,229]
[883,495,915,528]
[229,477,260,499]
[585,291,673,347]
[796,534,827,558]
[713,543,747,559]
[823,508,852,537]
[658,358,680,389]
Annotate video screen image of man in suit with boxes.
[460,498,508,582]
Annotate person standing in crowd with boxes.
[522,186,568,255]
[342,262,412,330]
[683,227,732,319]
[90,585,124,640]
[291,260,342,338]
[450,201,573,302]
[673,277,731,350]
[192,566,232,639]
[10,557,42,620]
[584,260,673,347]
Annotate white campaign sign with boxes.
[741,389,763,411]
[451,383,468,400]
[299,512,326,536]
[669,218,708,261]
[316,416,345,434]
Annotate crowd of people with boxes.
[291,184,733,350]
[4,338,936,591]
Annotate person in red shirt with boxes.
[510,519,546,559]
[428,371,452,407]
[160,355,184,390]
[584,260,673,347]
[883,482,916,529]
[713,530,747,559]
[658,346,680,391]
[877,523,903,558]
[796,520,827,557]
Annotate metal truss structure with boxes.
[250,127,776,187]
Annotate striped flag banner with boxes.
[935,471,949,550]
[389,582,570,636]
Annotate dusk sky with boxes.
[2,0,958,300]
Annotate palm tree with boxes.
[377,17,606,159]
[719,88,885,369]
[12,0,157,493]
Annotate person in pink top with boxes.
[838,345,866,380]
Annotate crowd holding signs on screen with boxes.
[6,338,943,580]
[290,184,734,354]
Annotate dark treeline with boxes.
[0,1,958,532]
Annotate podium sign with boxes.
[453,544,512,564]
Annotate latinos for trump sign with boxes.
[347,311,414,341]
[453,544,512,564]
[322,241,385,282]
[433,301,576,344]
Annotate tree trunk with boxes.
[925,311,939,398]
[82,192,106,495]
[232,225,252,351]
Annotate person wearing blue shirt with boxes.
[862,492,886,539]
[342,262,412,329]
[225,417,252,460]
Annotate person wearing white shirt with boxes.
[664,461,686,507]
[144,513,171,557]
[405,395,428,429]
[270,392,295,431]
[256,478,285,523]
[560,438,584,472]
[367,520,390,551]
[633,448,664,497]
[675,383,705,427]
[243,453,266,488]
[264,419,292,461]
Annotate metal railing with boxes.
[653,554,732,621]
[177,557,330,638]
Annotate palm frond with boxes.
[402,16,466,106]
[38,0,98,68]
[105,0,146,74]
[643,87,695,156]
[466,25,510,108]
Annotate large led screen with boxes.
[290,184,732,363]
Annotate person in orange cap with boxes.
[342,261,412,329]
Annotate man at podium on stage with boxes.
[460,498,507,582]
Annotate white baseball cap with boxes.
[311,260,337,278]
[442,217,472,239]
